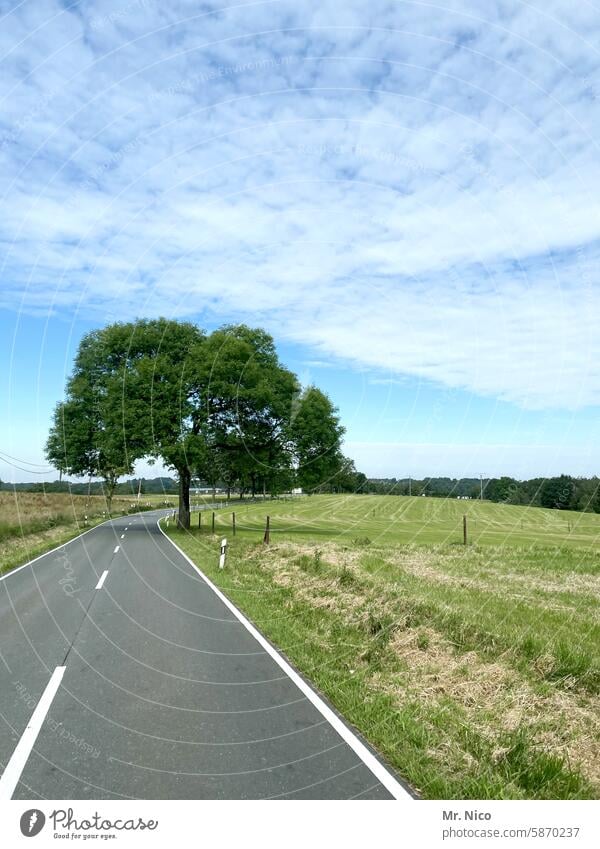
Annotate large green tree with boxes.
[289,386,345,492]
[329,456,364,493]
[46,375,133,513]
[122,319,205,528]
[47,318,203,527]
[201,325,298,498]
[540,475,576,511]
[485,477,519,504]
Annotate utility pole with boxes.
[480,474,484,501]
[409,475,412,497]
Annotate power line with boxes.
[0,460,51,475]
[0,449,53,470]
[0,453,55,476]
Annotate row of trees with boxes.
[0,477,179,496]
[46,320,350,527]
[364,476,600,513]
[484,475,600,512]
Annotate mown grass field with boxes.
[204,492,600,549]
[168,494,600,800]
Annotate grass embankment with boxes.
[0,491,176,576]
[167,494,600,799]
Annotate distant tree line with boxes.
[484,475,600,512]
[363,475,600,512]
[6,472,600,515]
[1,466,367,498]
[0,477,179,496]
[45,319,350,527]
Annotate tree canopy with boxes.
[46,319,348,526]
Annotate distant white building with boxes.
[291,488,303,495]
[192,486,227,495]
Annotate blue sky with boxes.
[1,0,600,482]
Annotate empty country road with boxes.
[0,511,413,800]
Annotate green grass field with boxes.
[204,493,600,549]
[168,494,600,800]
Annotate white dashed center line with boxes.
[95,570,109,590]
[0,666,66,799]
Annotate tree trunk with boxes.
[178,468,191,529]
[105,478,116,514]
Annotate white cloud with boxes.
[1,0,600,409]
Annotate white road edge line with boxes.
[0,666,65,800]
[120,534,125,539]
[113,546,120,554]
[95,570,109,590]
[156,519,412,800]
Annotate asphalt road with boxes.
[0,511,413,799]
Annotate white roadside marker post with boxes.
[219,538,227,569]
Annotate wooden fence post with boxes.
[463,514,468,546]
[198,512,201,529]
[212,511,215,534]
[263,515,270,544]
[232,512,236,536]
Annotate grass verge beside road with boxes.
[165,495,600,799]
[0,490,176,576]
[0,521,104,577]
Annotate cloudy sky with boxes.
[1,0,600,481]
